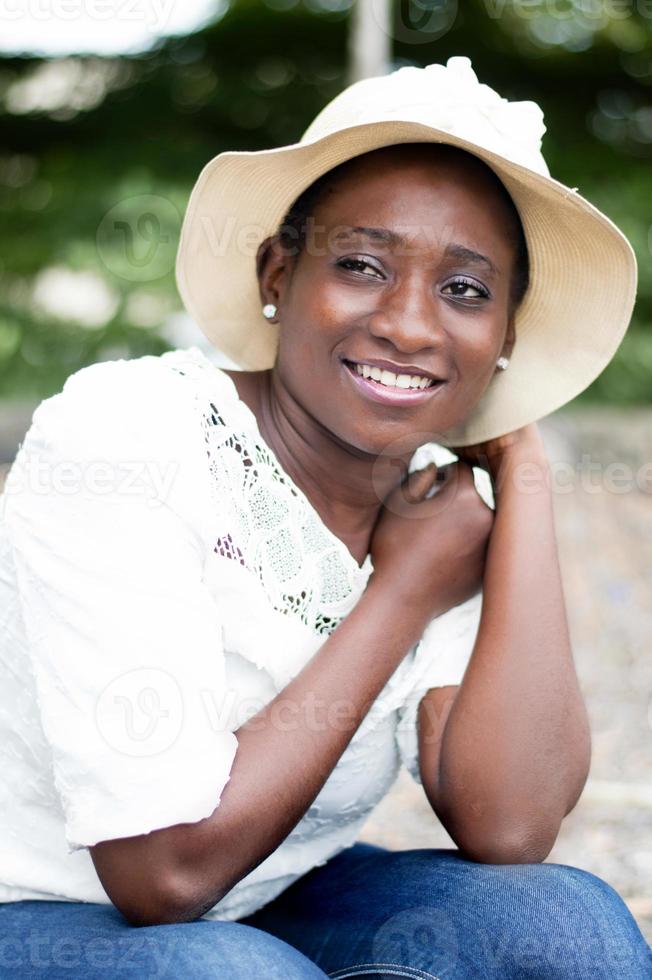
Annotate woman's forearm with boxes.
[430,444,591,862]
[91,578,430,926]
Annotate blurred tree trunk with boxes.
[348,0,392,83]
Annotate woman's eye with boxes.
[336,257,383,278]
[442,278,489,299]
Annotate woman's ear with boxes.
[256,235,293,316]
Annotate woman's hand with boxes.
[369,460,493,623]
[451,422,547,483]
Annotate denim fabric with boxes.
[1,842,650,978]
[0,901,328,979]
[242,842,652,978]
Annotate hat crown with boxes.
[301,56,549,177]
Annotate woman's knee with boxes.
[483,861,652,978]
[348,851,651,979]
[0,907,328,979]
[124,920,328,980]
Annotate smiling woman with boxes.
[0,56,650,980]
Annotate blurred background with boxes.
[1,0,652,402]
[1,0,651,948]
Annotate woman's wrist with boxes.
[489,436,550,497]
[453,422,550,495]
[363,570,433,643]
[454,422,547,475]
[364,565,482,638]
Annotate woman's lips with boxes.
[342,360,445,407]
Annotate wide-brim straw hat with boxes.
[175,56,637,447]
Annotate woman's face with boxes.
[260,145,519,457]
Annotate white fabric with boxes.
[303,57,548,177]
[0,346,485,921]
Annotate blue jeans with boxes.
[0,843,650,978]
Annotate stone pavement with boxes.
[1,401,650,945]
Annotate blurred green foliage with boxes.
[0,0,650,402]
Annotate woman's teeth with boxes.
[352,362,434,390]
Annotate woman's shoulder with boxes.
[4,348,244,520]
[26,346,239,454]
[7,347,242,506]
[41,345,234,412]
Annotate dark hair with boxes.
[277,143,530,311]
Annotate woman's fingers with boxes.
[402,462,438,502]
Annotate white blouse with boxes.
[0,345,488,921]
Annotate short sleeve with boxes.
[395,591,483,784]
[1,358,238,852]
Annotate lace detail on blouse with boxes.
[168,352,373,638]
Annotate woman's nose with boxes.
[366,279,441,353]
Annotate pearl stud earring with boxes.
[262,303,277,320]
[496,356,510,371]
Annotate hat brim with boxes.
[175,119,637,447]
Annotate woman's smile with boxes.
[341,356,447,408]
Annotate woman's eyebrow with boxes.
[332,226,402,246]
[331,227,498,275]
[444,243,498,276]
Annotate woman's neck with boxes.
[223,368,410,568]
